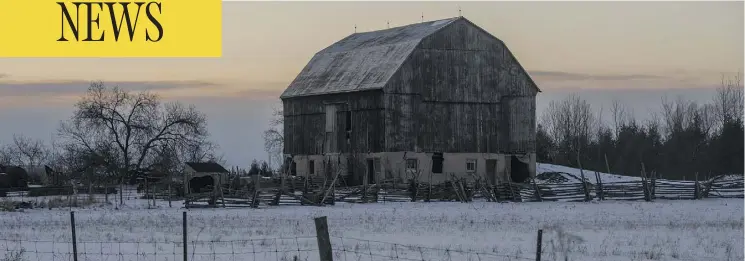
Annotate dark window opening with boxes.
[431,153,443,174]
[347,158,353,175]
[345,111,352,131]
[366,159,376,184]
[291,161,297,176]
[309,160,315,175]
[510,155,530,183]
[345,111,352,140]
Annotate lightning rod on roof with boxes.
[354,24,357,33]
[458,6,462,17]
[387,21,390,28]
[421,13,424,23]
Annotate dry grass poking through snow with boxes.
[0,199,742,261]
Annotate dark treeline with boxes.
[536,75,744,180]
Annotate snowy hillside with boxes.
[536,163,641,184]
[536,163,744,184]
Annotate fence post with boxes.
[640,162,650,202]
[532,178,543,202]
[535,229,543,261]
[703,171,712,198]
[314,216,333,261]
[694,172,700,200]
[70,211,78,261]
[253,173,260,208]
[183,211,188,261]
[576,156,590,201]
[594,172,604,200]
[603,154,611,174]
[651,171,657,200]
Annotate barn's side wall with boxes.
[383,18,537,154]
[290,152,536,185]
[502,96,536,153]
[282,90,385,155]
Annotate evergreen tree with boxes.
[260,161,273,177]
[248,160,260,176]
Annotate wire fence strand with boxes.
[331,236,535,261]
[1,236,320,261]
[0,210,738,261]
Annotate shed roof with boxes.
[185,162,229,173]
[280,17,460,99]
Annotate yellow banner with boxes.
[0,0,222,57]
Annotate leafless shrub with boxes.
[1,248,26,261]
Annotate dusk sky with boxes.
[0,1,742,168]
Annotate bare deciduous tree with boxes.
[713,72,744,127]
[610,99,631,139]
[661,96,714,137]
[541,94,596,156]
[0,134,51,167]
[263,105,284,171]
[0,146,11,165]
[57,82,217,186]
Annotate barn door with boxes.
[486,159,497,185]
[324,105,337,152]
[364,158,380,185]
[365,159,374,185]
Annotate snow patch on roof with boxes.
[430,20,450,27]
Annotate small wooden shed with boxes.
[183,162,229,194]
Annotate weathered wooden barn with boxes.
[280,17,540,186]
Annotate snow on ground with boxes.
[1,198,742,261]
[1,164,742,261]
[713,174,745,182]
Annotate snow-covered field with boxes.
[1,198,742,261]
[1,163,743,261]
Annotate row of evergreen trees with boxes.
[536,79,743,180]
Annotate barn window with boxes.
[309,160,315,175]
[431,153,443,174]
[406,159,418,173]
[291,161,297,176]
[345,111,352,131]
[466,159,477,173]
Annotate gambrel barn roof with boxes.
[280,17,540,99]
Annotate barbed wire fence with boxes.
[0,185,173,211]
[0,213,545,261]
[330,236,537,261]
[0,237,320,261]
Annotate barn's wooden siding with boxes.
[282,90,385,155]
[420,19,538,97]
[282,17,538,157]
[501,96,536,152]
[383,18,537,154]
